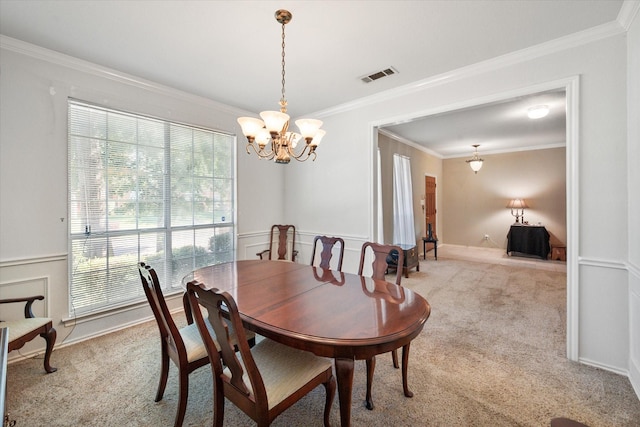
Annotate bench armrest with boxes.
[0,295,44,319]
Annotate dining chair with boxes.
[257,224,298,262]
[0,295,57,373]
[186,280,336,427]
[357,241,411,410]
[358,242,404,286]
[138,262,255,427]
[310,235,345,271]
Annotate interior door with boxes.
[424,175,436,247]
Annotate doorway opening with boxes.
[371,76,579,361]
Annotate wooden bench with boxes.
[551,245,566,261]
[548,233,566,261]
[0,295,57,373]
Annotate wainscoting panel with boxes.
[578,260,629,374]
[0,255,66,362]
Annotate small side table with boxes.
[387,244,420,278]
[422,236,438,260]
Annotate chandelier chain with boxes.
[280,22,287,113]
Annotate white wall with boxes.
[0,37,282,351]
[286,32,631,374]
[626,4,640,398]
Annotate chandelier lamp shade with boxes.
[465,144,484,173]
[237,9,325,164]
[507,198,529,224]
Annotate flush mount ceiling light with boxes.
[465,144,484,174]
[527,105,550,119]
[237,9,325,164]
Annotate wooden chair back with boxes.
[358,242,404,286]
[356,242,407,409]
[138,262,209,427]
[186,281,335,426]
[257,224,298,261]
[310,235,345,271]
[138,262,187,362]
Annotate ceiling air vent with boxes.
[360,66,398,83]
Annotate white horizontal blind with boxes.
[68,100,235,316]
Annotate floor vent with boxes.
[360,67,398,83]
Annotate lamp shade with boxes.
[260,111,290,132]
[237,117,265,137]
[468,159,483,173]
[506,199,529,209]
[295,118,323,139]
[310,129,326,146]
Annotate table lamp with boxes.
[507,199,528,224]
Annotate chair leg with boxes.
[401,343,413,398]
[323,374,336,427]
[174,369,189,427]
[365,356,376,410]
[213,374,225,427]
[40,325,57,373]
[391,349,399,369]
[155,348,170,402]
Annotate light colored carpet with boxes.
[6,248,640,426]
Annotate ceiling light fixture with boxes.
[237,9,325,164]
[465,144,484,174]
[527,105,549,119]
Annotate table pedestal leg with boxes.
[401,343,413,398]
[335,357,355,427]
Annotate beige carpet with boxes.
[6,249,640,426]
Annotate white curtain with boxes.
[393,154,416,245]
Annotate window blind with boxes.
[68,100,235,316]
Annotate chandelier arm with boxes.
[245,142,276,160]
[288,143,313,160]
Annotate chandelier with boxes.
[237,9,325,164]
[465,144,484,173]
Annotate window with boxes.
[68,100,235,316]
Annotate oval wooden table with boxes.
[183,259,431,427]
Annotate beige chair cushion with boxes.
[224,338,333,409]
[0,318,52,343]
[179,321,212,362]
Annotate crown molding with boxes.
[315,20,626,118]
[443,142,567,159]
[377,128,443,159]
[0,35,250,117]
[618,0,640,30]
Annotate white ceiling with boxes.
[0,0,627,157]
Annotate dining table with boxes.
[182,259,431,427]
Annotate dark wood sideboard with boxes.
[506,225,550,259]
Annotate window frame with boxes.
[67,99,237,317]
